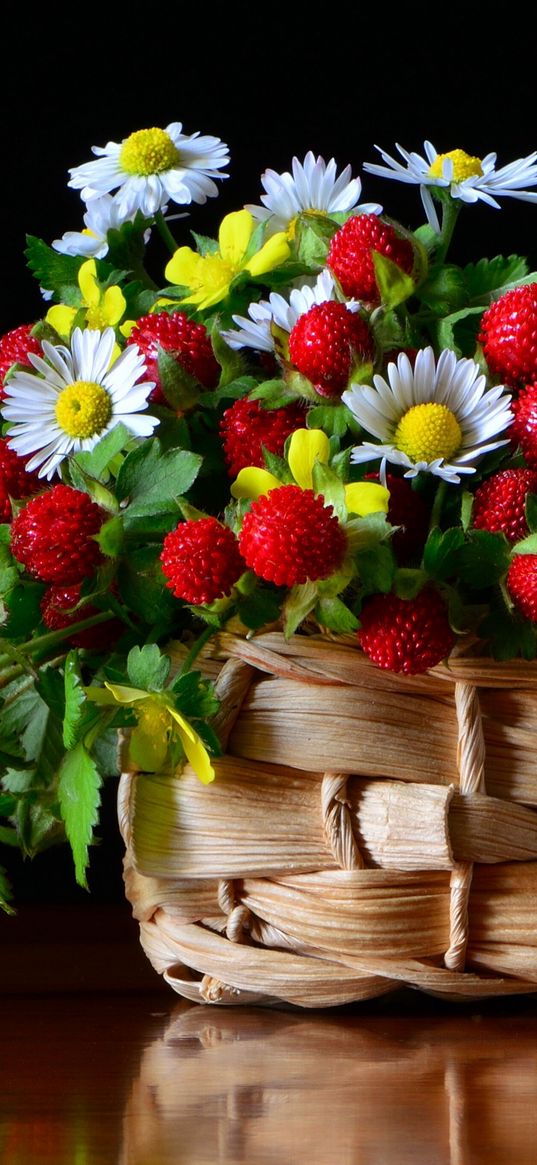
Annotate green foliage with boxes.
[458,530,512,588]
[25,235,82,296]
[57,742,102,887]
[423,527,465,581]
[127,644,171,691]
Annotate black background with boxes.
[3,5,536,902]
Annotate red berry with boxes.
[327,213,414,303]
[0,324,42,399]
[479,284,537,388]
[239,484,347,586]
[288,300,374,396]
[219,397,307,477]
[0,439,41,522]
[40,583,121,649]
[366,472,429,562]
[472,468,537,544]
[126,311,220,405]
[161,518,244,604]
[506,554,537,622]
[10,485,104,584]
[510,383,537,466]
[358,587,455,674]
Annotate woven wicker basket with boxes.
[118,631,537,1007]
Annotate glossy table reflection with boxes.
[3,987,537,1164]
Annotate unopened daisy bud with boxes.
[161,518,245,605]
[10,485,105,584]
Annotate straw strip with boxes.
[321,773,363,869]
[445,683,486,971]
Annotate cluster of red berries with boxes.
[126,310,220,405]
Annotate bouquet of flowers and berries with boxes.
[2,124,537,912]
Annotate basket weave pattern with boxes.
[119,632,537,1006]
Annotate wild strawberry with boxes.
[288,300,374,397]
[510,383,537,466]
[161,518,244,605]
[126,311,220,405]
[358,587,455,674]
[472,468,537,544]
[219,397,308,477]
[0,439,42,522]
[0,324,41,398]
[40,583,122,649]
[366,472,429,562]
[327,213,414,303]
[479,284,537,388]
[10,485,104,584]
[238,484,347,586]
[506,554,537,622]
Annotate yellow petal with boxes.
[167,706,215,784]
[119,319,136,339]
[165,246,202,286]
[288,429,329,490]
[245,231,290,277]
[218,209,253,266]
[78,259,100,307]
[231,466,281,500]
[344,482,390,516]
[103,681,149,704]
[102,285,126,326]
[45,304,77,338]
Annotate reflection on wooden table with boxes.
[120,1001,537,1165]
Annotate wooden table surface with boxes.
[2,904,537,1164]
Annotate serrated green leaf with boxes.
[58,742,102,887]
[193,719,222,757]
[479,601,537,661]
[105,213,154,272]
[463,255,529,302]
[262,446,293,482]
[116,439,201,514]
[127,644,170,691]
[117,548,179,631]
[190,230,219,257]
[307,404,354,438]
[16,797,64,857]
[417,264,468,314]
[458,530,511,588]
[356,544,396,594]
[200,374,258,409]
[3,582,45,641]
[433,306,484,356]
[372,251,415,309]
[63,651,86,749]
[312,462,346,521]
[169,671,219,718]
[315,597,359,633]
[283,581,318,637]
[72,424,130,481]
[294,215,333,267]
[511,534,537,555]
[25,235,82,294]
[249,379,297,408]
[96,515,124,557]
[423,527,465,581]
[208,326,243,387]
[346,512,393,553]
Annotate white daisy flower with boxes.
[364,142,537,231]
[68,123,229,218]
[246,151,382,235]
[52,194,151,260]
[342,347,513,484]
[2,328,158,480]
[221,269,361,351]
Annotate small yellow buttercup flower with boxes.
[46,259,126,340]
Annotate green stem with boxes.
[434,196,461,266]
[155,211,179,256]
[429,479,448,533]
[0,612,115,673]
[178,623,221,677]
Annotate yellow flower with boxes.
[165,209,290,311]
[231,428,390,516]
[85,683,215,783]
[46,259,126,340]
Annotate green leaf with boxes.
[511,534,537,555]
[127,644,170,691]
[157,349,200,411]
[105,213,154,271]
[479,601,537,661]
[190,231,219,257]
[526,493,537,534]
[423,527,465,581]
[263,446,293,483]
[235,586,283,630]
[461,490,473,533]
[0,824,21,846]
[193,719,222,757]
[116,438,202,515]
[25,235,82,295]
[169,671,220,718]
[312,462,346,521]
[346,512,393,553]
[249,379,298,408]
[307,404,355,438]
[372,251,415,309]
[72,424,130,481]
[117,547,179,632]
[96,515,124,557]
[463,255,529,302]
[200,374,258,409]
[458,530,511,588]
[315,597,359,633]
[3,582,45,640]
[356,544,396,594]
[283,581,318,637]
[433,306,484,356]
[393,568,428,600]
[0,866,14,914]
[294,214,334,267]
[63,652,87,749]
[417,264,468,314]
[208,326,243,387]
[57,742,102,888]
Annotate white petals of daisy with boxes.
[221,269,362,351]
[246,151,382,235]
[364,142,537,231]
[52,194,151,260]
[68,123,229,219]
[342,347,513,484]
[2,328,158,480]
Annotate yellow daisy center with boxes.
[428,149,483,183]
[55,381,112,439]
[119,128,180,176]
[394,402,462,463]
